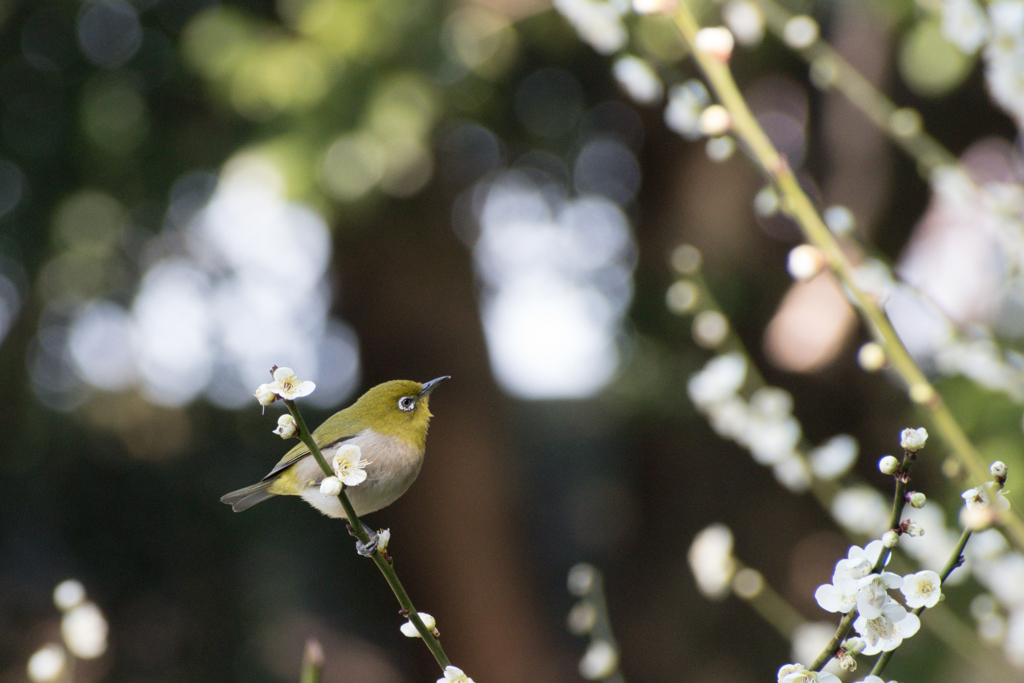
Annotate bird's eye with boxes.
[398,396,416,412]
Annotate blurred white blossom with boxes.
[688,523,736,599]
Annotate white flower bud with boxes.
[272,414,297,439]
[904,521,924,537]
[698,105,731,136]
[857,342,886,372]
[786,244,825,280]
[61,602,107,659]
[843,636,865,654]
[908,491,926,508]
[694,27,735,61]
[27,644,66,683]
[782,15,819,48]
[254,383,277,406]
[53,580,86,611]
[991,461,1008,479]
[568,563,597,596]
[900,427,928,452]
[377,528,391,551]
[882,530,900,548]
[319,476,342,497]
[878,455,900,475]
[579,639,619,680]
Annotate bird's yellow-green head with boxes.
[315,376,449,451]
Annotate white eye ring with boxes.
[398,396,416,412]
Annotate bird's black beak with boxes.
[420,376,450,396]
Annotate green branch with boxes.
[283,399,452,671]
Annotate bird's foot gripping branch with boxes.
[221,366,469,680]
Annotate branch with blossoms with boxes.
[548,0,1024,679]
[251,367,475,683]
[788,433,1013,682]
[666,2,1024,550]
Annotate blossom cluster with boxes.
[26,580,109,683]
[941,0,1024,129]
[686,353,859,492]
[255,366,316,405]
[815,541,937,656]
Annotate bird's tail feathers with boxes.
[220,481,275,512]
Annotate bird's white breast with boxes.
[296,428,425,519]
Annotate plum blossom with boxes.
[901,570,942,609]
[853,602,921,655]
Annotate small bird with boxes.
[221,376,449,552]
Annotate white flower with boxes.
[782,15,819,49]
[553,0,627,55]
[961,482,1011,529]
[332,444,369,487]
[899,427,928,452]
[400,612,436,637]
[942,0,989,53]
[686,352,747,407]
[579,640,619,680]
[664,80,710,140]
[853,601,921,655]
[612,55,663,104]
[27,644,66,683]
[780,668,841,683]
[778,664,804,682]
[815,580,858,614]
[268,367,316,400]
[901,570,942,609]
[437,665,475,683]
[773,454,811,493]
[815,552,873,614]
[856,572,903,620]
[319,476,342,497]
[746,415,801,466]
[254,383,277,406]
[53,580,86,611]
[687,523,736,599]
[722,0,764,46]
[61,602,108,658]
[809,434,859,480]
[273,414,297,438]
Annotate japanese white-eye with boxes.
[221,376,449,522]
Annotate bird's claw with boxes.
[348,522,379,557]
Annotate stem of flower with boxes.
[283,399,452,670]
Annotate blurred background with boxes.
[2,0,1024,682]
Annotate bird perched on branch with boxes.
[221,376,449,553]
